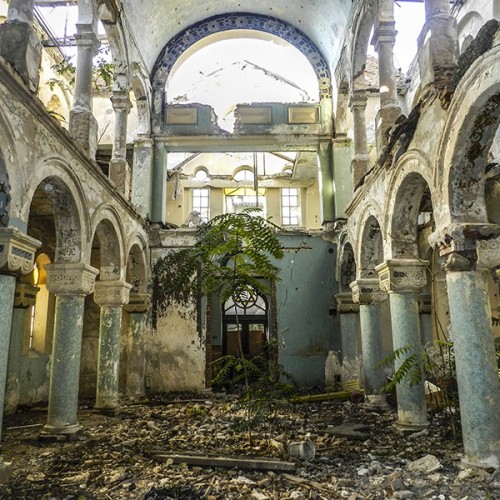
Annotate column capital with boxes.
[372,21,397,49]
[349,90,368,110]
[94,280,132,307]
[111,93,132,113]
[45,263,99,296]
[429,223,500,272]
[74,24,100,53]
[124,292,150,313]
[335,292,360,313]
[0,228,40,275]
[14,283,39,308]
[134,136,154,148]
[350,278,387,305]
[376,259,429,293]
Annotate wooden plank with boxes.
[290,390,364,403]
[150,453,296,472]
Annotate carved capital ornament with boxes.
[45,263,99,296]
[94,280,132,307]
[335,292,360,313]
[350,279,387,305]
[0,228,40,275]
[376,259,428,293]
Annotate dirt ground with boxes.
[0,392,497,499]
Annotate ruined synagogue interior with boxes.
[0,0,498,497]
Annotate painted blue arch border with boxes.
[151,13,332,101]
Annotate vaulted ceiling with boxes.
[118,0,354,75]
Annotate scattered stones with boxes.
[0,394,496,499]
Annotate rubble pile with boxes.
[0,393,497,499]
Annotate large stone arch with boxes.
[438,43,500,226]
[26,158,88,263]
[350,1,376,89]
[338,239,357,292]
[126,234,149,293]
[385,151,435,259]
[151,13,332,125]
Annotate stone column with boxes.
[350,278,389,408]
[42,263,98,438]
[317,140,335,224]
[0,229,40,438]
[69,22,100,157]
[124,293,150,398]
[94,280,132,415]
[336,293,361,391]
[418,294,433,345]
[419,0,458,90]
[0,0,42,92]
[132,137,154,219]
[5,283,39,414]
[151,141,167,224]
[349,91,369,189]
[377,259,429,432]
[372,0,401,149]
[437,228,500,467]
[109,91,132,197]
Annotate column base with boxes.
[461,454,499,471]
[0,458,12,484]
[393,421,429,435]
[364,394,391,410]
[94,404,121,417]
[40,423,83,441]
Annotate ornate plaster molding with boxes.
[94,280,132,307]
[0,228,40,275]
[45,263,98,296]
[14,283,39,308]
[335,292,360,313]
[124,292,150,313]
[376,259,428,293]
[350,278,387,305]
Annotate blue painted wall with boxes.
[274,232,339,387]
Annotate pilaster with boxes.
[132,137,154,219]
[94,280,132,415]
[336,293,361,391]
[5,283,39,414]
[42,263,98,438]
[377,259,429,432]
[124,293,150,398]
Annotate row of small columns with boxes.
[0,229,148,442]
[336,246,500,467]
[349,0,457,190]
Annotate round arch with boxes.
[152,13,332,119]
[438,44,500,225]
[126,234,149,294]
[338,240,357,293]
[356,210,384,278]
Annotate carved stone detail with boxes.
[94,280,132,307]
[0,228,40,275]
[350,279,387,305]
[124,293,150,313]
[14,283,39,308]
[376,259,428,293]
[335,292,360,313]
[45,263,99,296]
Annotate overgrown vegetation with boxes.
[152,209,292,444]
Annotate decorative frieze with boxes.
[376,259,428,293]
[94,280,132,307]
[14,283,39,308]
[350,279,387,305]
[124,293,150,313]
[335,292,360,313]
[45,263,98,296]
[0,228,40,275]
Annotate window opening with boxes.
[192,188,210,222]
[281,187,301,226]
[225,187,266,216]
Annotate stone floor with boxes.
[0,392,497,499]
